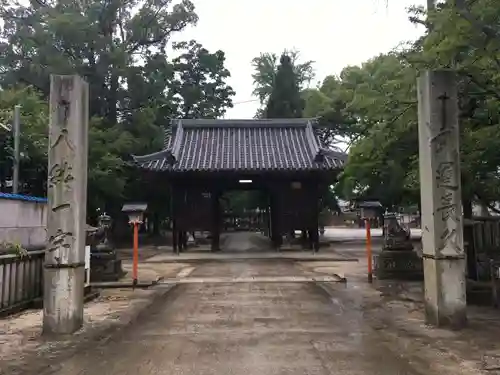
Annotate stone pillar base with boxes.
[90,253,124,282]
[423,256,467,329]
[43,267,85,335]
[375,250,423,280]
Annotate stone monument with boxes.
[375,213,423,280]
[418,70,466,328]
[43,75,89,335]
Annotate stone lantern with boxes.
[122,204,147,225]
[89,211,124,282]
[382,213,413,251]
[375,212,423,280]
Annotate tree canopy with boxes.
[251,49,314,118]
[0,0,235,220]
[303,0,500,213]
[3,0,500,222]
[265,54,305,119]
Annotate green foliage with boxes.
[0,87,48,195]
[0,0,235,220]
[304,0,500,209]
[265,54,305,119]
[337,54,419,207]
[303,52,424,207]
[412,0,500,205]
[251,49,314,116]
[0,241,28,257]
[168,41,235,119]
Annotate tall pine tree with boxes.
[265,54,304,118]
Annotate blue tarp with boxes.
[0,192,47,203]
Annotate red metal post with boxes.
[133,222,139,286]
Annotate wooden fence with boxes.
[0,250,44,316]
[467,217,500,281]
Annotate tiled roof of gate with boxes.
[132,119,346,173]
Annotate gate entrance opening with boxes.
[133,118,345,253]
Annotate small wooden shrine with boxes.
[133,119,345,252]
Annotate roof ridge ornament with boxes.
[305,120,346,163]
[305,120,323,162]
[167,120,184,163]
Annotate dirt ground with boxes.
[0,261,194,375]
[13,260,433,375]
[299,257,500,374]
[1,232,498,375]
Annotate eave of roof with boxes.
[132,118,347,173]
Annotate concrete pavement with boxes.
[323,227,422,241]
[144,230,366,262]
[35,260,425,375]
[144,227,422,263]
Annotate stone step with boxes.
[156,275,345,284]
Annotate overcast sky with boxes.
[176,0,426,119]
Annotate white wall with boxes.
[0,198,47,248]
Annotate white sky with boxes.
[177,0,426,119]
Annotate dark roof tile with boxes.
[133,119,345,172]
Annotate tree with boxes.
[302,0,500,213]
[0,0,198,123]
[0,87,49,196]
[337,54,419,208]
[167,41,235,119]
[408,0,500,211]
[0,0,235,222]
[302,53,419,208]
[251,49,314,117]
[303,76,362,150]
[0,86,130,216]
[265,54,304,118]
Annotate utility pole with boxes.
[43,75,89,335]
[12,105,20,194]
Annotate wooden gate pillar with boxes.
[211,190,221,251]
[270,192,282,249]
[171,185,179,254]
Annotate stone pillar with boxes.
[43,75,89,335]
[418,70,467,328]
